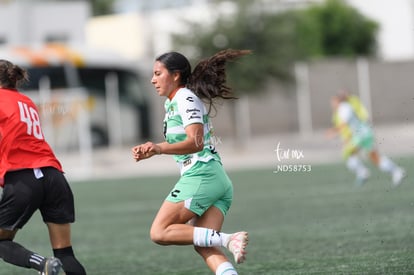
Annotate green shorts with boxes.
[343,130,375,159]
[166,160,233,216]
[353,132,374,151]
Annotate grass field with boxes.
[1,156,413,275]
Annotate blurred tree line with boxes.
[90,0,378,92]
[90,0,116,16]
[173,0,379,93]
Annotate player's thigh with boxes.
[151,200,196,230]
[40,167,75,224]
[0,228,18,240]
[0,169,43,231]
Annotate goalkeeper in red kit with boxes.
[0,59,86,275]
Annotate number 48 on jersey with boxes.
[18,101,44,140]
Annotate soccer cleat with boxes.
[227,231,248,264]
[392,167,406,187]
[41,257,63,275]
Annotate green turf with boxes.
[1,156,413,274]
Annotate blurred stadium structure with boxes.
[0,1,152,147]
[0,0,413,180]
[0,43,152,146]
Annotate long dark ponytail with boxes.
[156,49,251,114]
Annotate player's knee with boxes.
[0,229,16,240]
[149,228,166,245]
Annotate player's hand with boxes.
[131,142,161,162]
[325,128,337,139]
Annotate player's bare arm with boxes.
[132,123,203,162]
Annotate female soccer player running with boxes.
[0,60,86,275]
[132,50,250,275]
[328,94,406,187]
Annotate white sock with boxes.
[378,156,397,173]
[216,261,237,275]
[193,227,231,247]
[347,155,368,176]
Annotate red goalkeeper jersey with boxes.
[0,88,62,186]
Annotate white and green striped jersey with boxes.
[337,102,372,138]
[163,87,221,174]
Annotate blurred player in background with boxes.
[0,59,86,275]
[327,91,406,187]
[132,50,250,275]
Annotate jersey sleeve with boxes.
[176,91,205,128]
